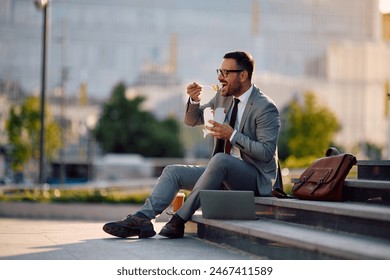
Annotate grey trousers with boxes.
[136,153,258,221]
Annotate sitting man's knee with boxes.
[211,152,231,161]
[161,164,179,178]
[208,153,231,169]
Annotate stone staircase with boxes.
[189,160,390,259]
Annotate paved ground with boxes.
[0,218,262,260]
[0,206,386,280]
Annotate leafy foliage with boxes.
[5,96,61,172]
[94,82,184,157]
[0,188,150,204]
[279,91,341,165]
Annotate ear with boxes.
[240,70,248,83]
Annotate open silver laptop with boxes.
[199,190,257,220]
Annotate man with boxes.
[103,51,281,239]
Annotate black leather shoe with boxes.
[159,214,185,239]
[103,215,156,238]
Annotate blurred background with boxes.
[0,0,390,186]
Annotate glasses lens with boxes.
[216,69,227,78]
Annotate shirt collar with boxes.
[236,84,253,104]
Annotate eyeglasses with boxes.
[216,69,244,78]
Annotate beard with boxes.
[220,79,242,97]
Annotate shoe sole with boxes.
[103,223,156,239]
[158,228,184,239]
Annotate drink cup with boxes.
[172,192,186,212]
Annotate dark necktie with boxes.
[224,98,240,154]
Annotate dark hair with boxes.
[223,51,254,80]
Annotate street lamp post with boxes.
[34,0,49,184]
[86,115,97,181]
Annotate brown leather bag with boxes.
[291,149,357,201]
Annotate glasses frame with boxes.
[216,69,244,78]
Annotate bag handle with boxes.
[325,147,340,157]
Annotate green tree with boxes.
[280,91,341,161]
[94,82,184,157]
[6,96,62,174]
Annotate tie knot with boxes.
[234,98,240,106]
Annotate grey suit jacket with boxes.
[184,85,282,196]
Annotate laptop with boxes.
[199,190,257,220]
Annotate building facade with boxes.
[0,0,389,167]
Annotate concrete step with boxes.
[344,179,390,190]
[255,197,390,222]
[344,178,390,201]
[187,160,390,259]
[190,197,390,259]
[357,160,390,181]
[191,214,390,259]
[290,178,390,190]
[254,197,390,240]
[343,179,390,201]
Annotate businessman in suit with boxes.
[103,51,281,239]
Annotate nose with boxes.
[217,73,225,81]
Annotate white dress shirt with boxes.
[229,85,253,159]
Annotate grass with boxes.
[0,188,151,204]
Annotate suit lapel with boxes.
[239,87,257,131]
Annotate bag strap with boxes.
[272,187,292,198]
[272,161,293,199]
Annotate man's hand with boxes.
[187,82,201,102]
[207,120,234,140]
